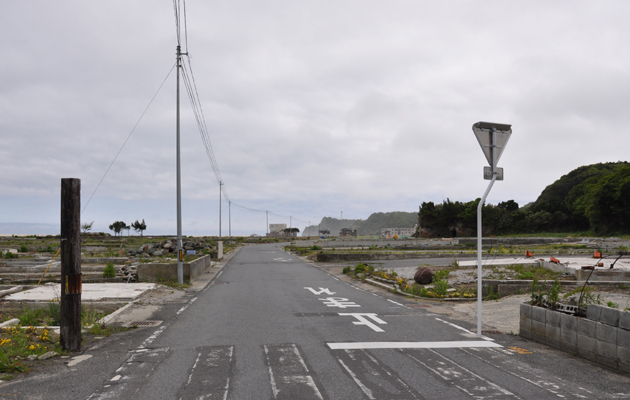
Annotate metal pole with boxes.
[219,182,222,241]
[477,127,498,335]
[229,200,231,239]
[176,45,184,285]
[266,211,269,234]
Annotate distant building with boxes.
[381,225,417,238]
[339,228,353,237]
[269,224,287,233]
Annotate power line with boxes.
[81,64,176,215]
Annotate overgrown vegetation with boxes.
[102,263,116,278]
[418,162,630,236]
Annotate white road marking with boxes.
[176,296,198,315]
[327,341,502,350]
[338,313,387,332]
[67,354,92,367]
[435,317,494,341]
[336,358,375,400]
[387,299,404,306]
[304,287,336,295]
[319,297,361,308]
[139,325,167,349]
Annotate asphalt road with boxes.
[2,244,630,399]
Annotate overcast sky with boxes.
[2,1,629,236]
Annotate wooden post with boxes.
[60,178,82,351]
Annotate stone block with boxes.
[531,320,546,340]
[620,311,630,331]
[596,323,617,344]
[596,354,617,369]
[577,318,597,338]
[577,334,597,354]
[560,313,577,332]
[545,325,561,348]
[520,303,532,319]
[618,346,630,366]
[587,304,603,322]
[520,316,532,340]
[619,362,630,374]
[596,341,618,360]
[560,328,577,352]
[546,309,561,327]
[599,307,620,327]
[618,328,630,348]
[578,348,597,362]
[531,306,546,323]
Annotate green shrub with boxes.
[4,251,17,259]
[433,279,449,297]
[19,245,29,253]
[354,263,366,273]
[103,263,116,278]
[310,245,322,250]
[342,266,351,274]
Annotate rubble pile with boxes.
[128,239,212,257]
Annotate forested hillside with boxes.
[302,211,417,236]
[417,162,630,237]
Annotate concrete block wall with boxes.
[137,255,214,283]
[520,303,630,374]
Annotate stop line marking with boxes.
[326,341,502,350]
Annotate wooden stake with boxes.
[60,178,82,352]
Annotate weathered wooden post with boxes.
[60,178,82,351]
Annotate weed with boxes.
[19,245,28,253]
[310,245,322,250]
[157,278,191,290]
[342,266,351,274]
[103,263,116,278]
[485,286,500,300]
[618,284,629,290]
[0,352,26,373]
[548,280,561,308]
[607,301,619,309]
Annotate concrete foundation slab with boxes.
[3,283,156,302]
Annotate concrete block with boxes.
[545,325,561,348]
[560,328,577,352]
[596,341,618,360]
[520,303,532,319]
[531,320,546,340]
[577,348,598,362]
[531,306,546,323]
[577,334,597,354]
[599,307,620,327]
[618,346,630,366]
[587,304,603,322]
[620,311,630,331]
[619,362,630,374]
[560,313,577,332]
[577,318,597,338]
[618,328,630,348]
[519,316,532,340]
[596,354,617,369]
[596,323,617,344]
[546,309,561,327]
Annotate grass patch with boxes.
[157,278,192,290]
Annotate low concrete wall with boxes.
[542,260,630,281]
[137,255,214,283]
[520,303,630,373]
[316,252,459,262]
[82,257,129,265]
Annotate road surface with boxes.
[2,244,629,399]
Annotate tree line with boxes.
[418,162,630,236]
[80,220,147,237]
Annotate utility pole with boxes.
[266,211,269,235]
[229,200,231,239]
[60,178,81,352]
[219,181,222,241]
[176,43,187,285]
[290,216,292,229]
